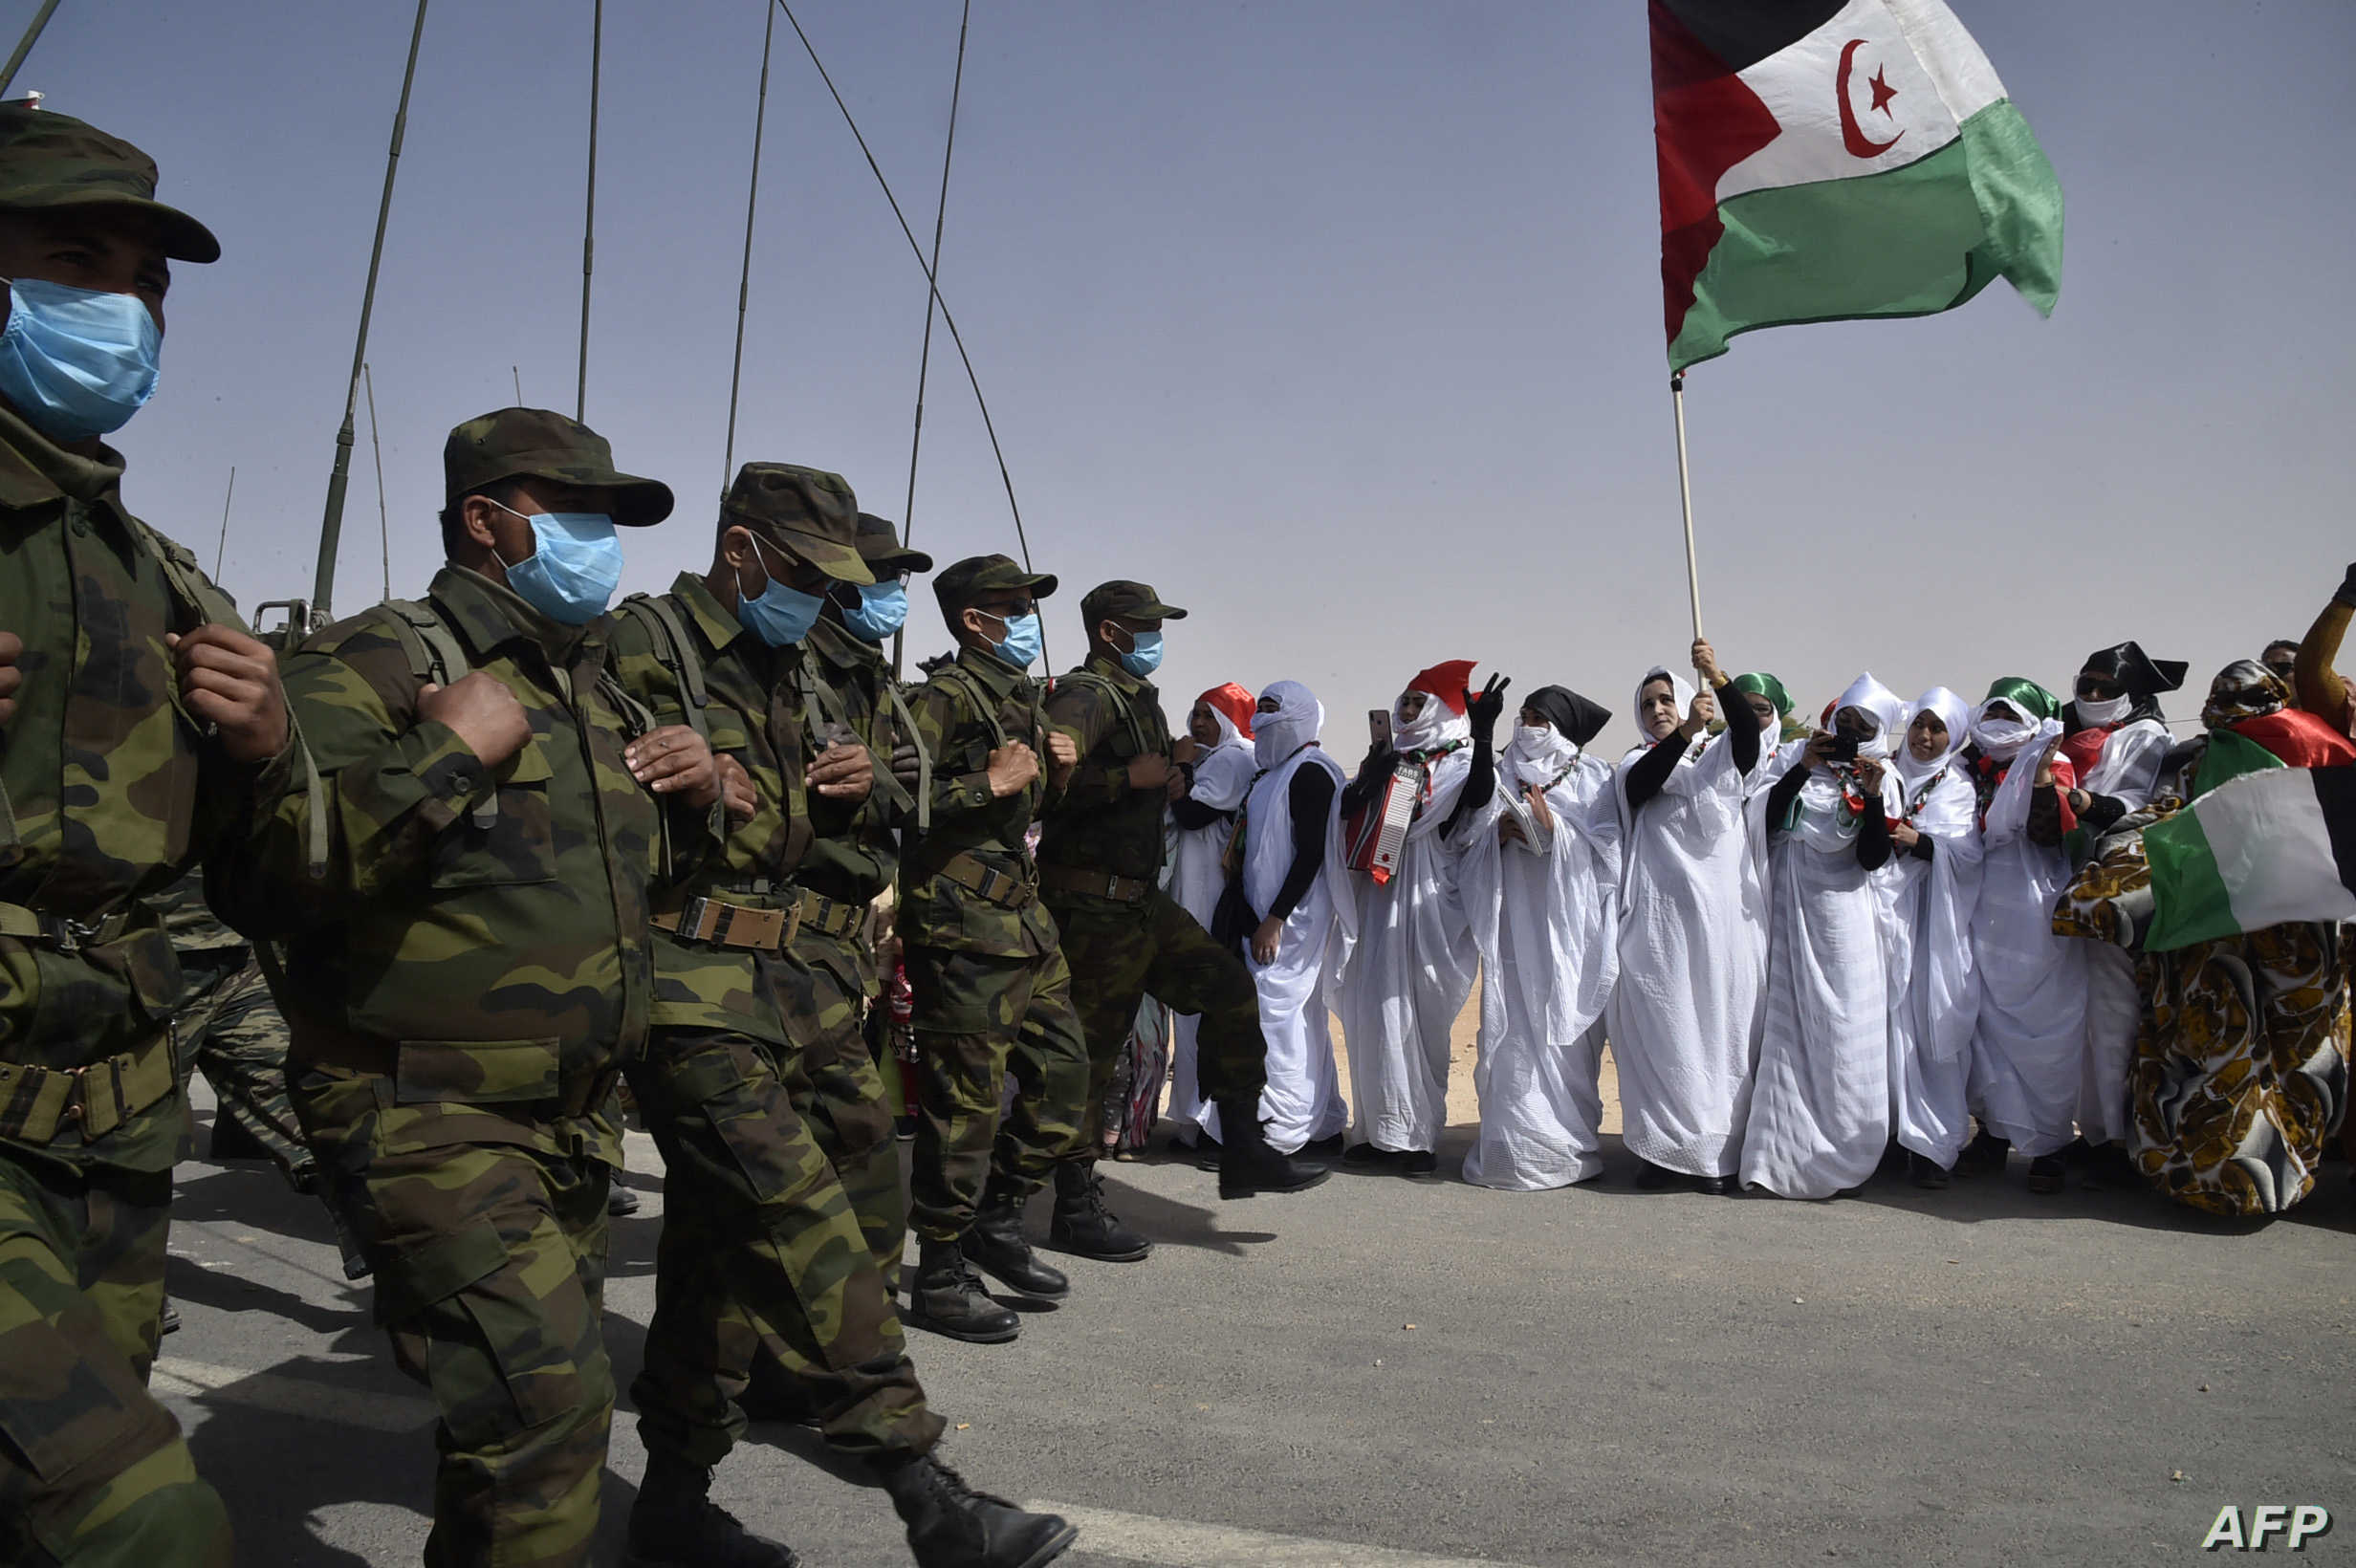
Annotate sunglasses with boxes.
[2076,675,2124,700]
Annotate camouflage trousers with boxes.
[170,947,311,1189]
[293,1067,613,1568]
[0,1149,232,1568]
[1046,888,1270,1152]
[626,1024,942,1470]
[903,941,1091,1242]
[775,929,904,1279]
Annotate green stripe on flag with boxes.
[2190,727,2284,800]
[1671,99,2063,371]
[2142,807,2239,952]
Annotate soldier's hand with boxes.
[1171,735,1200,766]
[626,725,720,808]
[169,624,290,764]
[715,753,758,824]
[418,672,531,769]
[809,741,874,802]
[1165,769,1188,803]
[0,629,20,728]
[890,740,924,791]
[1045,731,1080,770]
[1126,752,1173,793]
[985,741,1040,797]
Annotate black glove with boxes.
[2336,561,2356,609]
[1464,673,1511,745]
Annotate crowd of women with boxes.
[1142,582,2356,1219]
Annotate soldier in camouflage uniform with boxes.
[1036,581,1326,1249]
[898,556,1093,1342]
[0,108,282,1568]
[606,465,1073,1568]
[213,408,726,1568]
[150,871,310,1187]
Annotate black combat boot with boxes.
[1046,1162,1151,1261]
[962,1188,1069,1300]
[1214,1100,1331,1200]
[626,1451,799,1568]
[905,1238,1019,1343]
[878,1453,1078,1568]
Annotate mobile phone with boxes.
[1369,709,1393,748]
[1822,733,1860,763]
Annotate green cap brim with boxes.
[478,447,673,527]
[862,542,933,575]
[769,524,875,586]
[0,190,221,264]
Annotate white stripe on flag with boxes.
[2194,773,2356,932]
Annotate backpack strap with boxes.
[883,683,932,833]
[379,599,491,831]
[1058,669,1151,758]
[614,595,709,740]
[929,662,1011,751]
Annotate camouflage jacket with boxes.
[797,616,912,912]
[1038,652,1171,888]
[606,572,808,1049]
[0,404,291,1171]
[212,565,709,1165]
[896,643,1058,959]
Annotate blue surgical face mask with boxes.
[0,277,163,443]
[492,500,623,624]
[841,580,908,643]
[987,610,1042,671]
[734,534,827,647]
[1117,627,1164,678]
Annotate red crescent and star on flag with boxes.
[1836,37,1903,158]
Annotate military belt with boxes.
[0,1030,177,1145]
[652,896,801,952]
[289,1017,622,1122]
[1038,864,1153,904]
[935,851,1035,909]
[0,901,139,954]
[794,888,868,943]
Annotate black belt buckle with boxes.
[42,914,103,954]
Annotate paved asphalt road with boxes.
[161,1093,2354,1566]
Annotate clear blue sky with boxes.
[32,0,2356,751]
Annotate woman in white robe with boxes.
[1877,686,1983,1187]
[1606,645,1774,1193]
[1204,680,1355,1156]
[1963,680,2085,1194]
[1333,660,1493,1177]
[1165,684,1260,1148]
[1451,686,1622,1190]
[2056,642,2187,1154]
[1740,675,1903,1199]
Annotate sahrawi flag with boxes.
[1653,0,2064,370]
[2142,764,2356,953]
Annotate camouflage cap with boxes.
[855,512,932,576]
[933,553,1058,615]
[1080,579,1187,625]
[721,463,874,586]
[0,106,219,263]
[443,407,674,527]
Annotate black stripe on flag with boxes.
[1657,0,1846,76]
[2311,762,2356,896]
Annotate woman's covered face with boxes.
[1746,693,1778,731]
[1189,701,1221,747]
[1907,710,1949,762]
[1395,689,1428,726]
[1638,678,1681,740]
[1832,705,1877,744]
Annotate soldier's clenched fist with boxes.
[626,724,721,809]
[985,741,1040,797]
[168,624,290,763]
[418,671,531,770]
[0,629,20,727]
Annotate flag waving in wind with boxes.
[1653,0,2064,371]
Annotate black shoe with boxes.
[1398,1149,1440,1181]
[895,1115,920,1143]
[2025,1154,2066,1195]
[1216,1099,1333,1199]
[628,1454,799,1568]
[1048,1163,1152,1261]
[1303,1133,1345,1157]
[1189,1131,1225,1174]
[158,1296,181,1336]
[1955,1128,2010,1178]
[964,1192,1069,1300]
[879,1454,1078,1568]
[319,1192,374,1280]
[1342,1142,1395,1168]
[207,1114,272,1165]
[905,1239,1020,1344]
[608,1184,644,1218]
[1634,1159,1676,1190]
[1693,1172,1738,1195]
[1909,1152,1952,1190]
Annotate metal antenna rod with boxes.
[0,0,62,98]
[577,0,601,422]
[311,0,429,622]
[512,364,522,406]
[364,362,392,600]
[722,0,776,490]
[211,466,235,579]
[891,0,971,676]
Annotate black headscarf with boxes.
[2075,640,2189,729]
[1526,685,1611,748]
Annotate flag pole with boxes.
[576,0,601,422]
[1670,370,1702,640]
